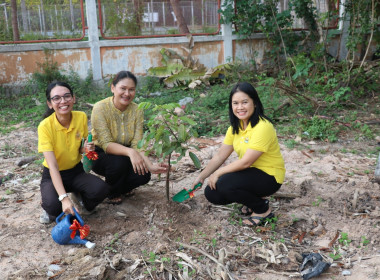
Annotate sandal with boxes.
[243,212,275,227]
[239,205,253,216]
[124,190,136,197]
[106,196,123,205]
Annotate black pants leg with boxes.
[92,147,151,197]
[40,163,110,218]
[204,167,281,214]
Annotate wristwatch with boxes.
[58,193,68,201]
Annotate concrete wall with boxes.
[3,0,377,89]
[0,36,233,86]
[0,0,235,87]
[0,36,229,85]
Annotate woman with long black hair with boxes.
[191,82,285,226]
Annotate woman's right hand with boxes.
[61,197,75,215]
[192,176,204,189]
[128,149,149,175]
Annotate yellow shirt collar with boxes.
[53,112,74,132]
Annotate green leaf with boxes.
[137,139,144,149]
[138,102,152,110]
[180,116,196,126]
[155,126,165,141]
[178,124,186,142]
[189,152,201,169]
[156,144,163,156]
[163,145,176,157]
[189,144,200,151]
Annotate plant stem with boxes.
[165,153,171,201]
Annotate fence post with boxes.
[86,0,102,81]
[221,0,233,63]
[338,0,349,61]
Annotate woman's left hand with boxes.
[208,172,219,190]
[129,149,149,175]
[149,163,169,174]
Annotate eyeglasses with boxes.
[50,93,73,104]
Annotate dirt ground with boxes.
[0,125,380,280]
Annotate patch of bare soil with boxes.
[1,127,380,280]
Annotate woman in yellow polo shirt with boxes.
[192,82,285,226]
[91,71,168,204]
[38,81,110,223]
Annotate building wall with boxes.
[0,36,235,86]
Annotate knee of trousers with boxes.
[42,199,62,217]
[139,172,151,185]
[85,182,110,200]
[102,156,133,176]
[204,186,225,205]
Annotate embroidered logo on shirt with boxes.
[244,137,249,143]
[76,132,81,141]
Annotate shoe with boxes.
[68,193,95,216]
[243,212,275,227]
[39,209,53,224]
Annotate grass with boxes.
[1,58,379,151]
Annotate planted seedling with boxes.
[138,102,201,201]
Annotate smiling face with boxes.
[47,85,75,117]
[112,77,136,111]
[231,91,255,127]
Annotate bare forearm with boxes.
[214,159,249,178]
[48,164,66,196]
[198,156,226,181]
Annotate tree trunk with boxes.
[170,0,190,34]
[133,0,142,35]
[10,0,20,41]
[20,0,29,32]
[69,0,75,30]
[326,0,337,27]
[40,0,46,34]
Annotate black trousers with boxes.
[92,146,151,197]
[40,162,110,218]
[204,167,281,214]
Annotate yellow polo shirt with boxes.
[223,119,285,184]
[91,97,144,152]
[38,111,88,171]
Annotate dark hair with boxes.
[112,71,137,87]
[42,81,73,119]
[228,82,272,134]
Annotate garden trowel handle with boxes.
[192,182,202,191]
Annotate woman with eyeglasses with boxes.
[91,71,168,204]
[38,81,110,223]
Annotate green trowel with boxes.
[172,183,202,203]
[82,133,98,173]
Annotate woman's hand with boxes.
[129,149,149,175]
[208,172,220,190]
[61,197,75,215]
[149,163,169,174]
[191,177,204,189]
[84,139,95,152]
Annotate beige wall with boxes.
[0,37,228,86]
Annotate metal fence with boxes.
[0,3,84,41]
[0,0,338,43]
[99,0,220,38]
